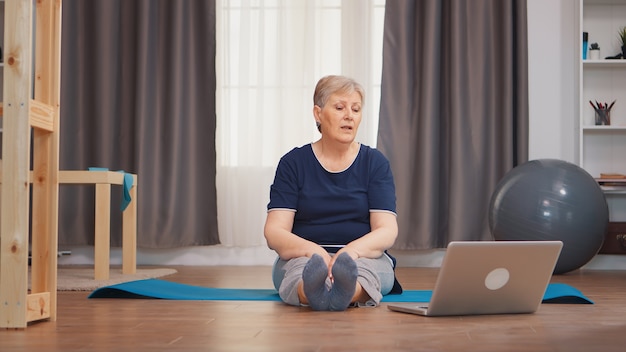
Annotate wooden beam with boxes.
[0,169,137,187]
[94,184,112,280]
[0,0,35,329]
[31,0,62,323]
[58,170,129,185]
[123,183,138,275]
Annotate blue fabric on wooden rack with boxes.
[88,279,593,304]
[88,167,134,210]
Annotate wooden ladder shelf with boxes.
[0,0,62,328]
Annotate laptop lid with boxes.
[388,240,563,316]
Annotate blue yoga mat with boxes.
[88,279,593,304]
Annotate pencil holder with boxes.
[595,109,611,125]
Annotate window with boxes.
[215,0,386,246]
[216,0,386,167]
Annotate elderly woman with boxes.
[264,75,402,311]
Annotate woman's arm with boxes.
[264,210,330,262]
[335,211,398,261]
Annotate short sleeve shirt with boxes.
[267,143,397,245]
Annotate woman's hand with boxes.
[265,210,332,262]
[327,247,359,280]
[327,212,398,278]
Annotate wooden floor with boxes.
[1,265,625,351]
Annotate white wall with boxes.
[527,0,578,162]
[58,0,626,270]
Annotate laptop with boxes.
[387,240,563,316]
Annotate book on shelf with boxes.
[596,173,626,189]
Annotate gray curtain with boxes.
[59,0,219,248]
[378,0,528,249]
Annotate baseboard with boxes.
[55,244,626,270]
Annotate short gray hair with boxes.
[313,75,365,108]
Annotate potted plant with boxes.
[589,42,600,60]
[618,26,626,58]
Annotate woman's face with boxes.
[314,90,362,144]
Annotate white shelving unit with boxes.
[579,0,626,180]
[579,0,626,223]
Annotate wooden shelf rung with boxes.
[26,292,51,323]
[0,100,56,131]
[29,99,56,132]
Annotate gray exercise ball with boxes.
[488,159,608,274]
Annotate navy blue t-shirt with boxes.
[267,143,397,245]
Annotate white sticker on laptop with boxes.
[485,268,510,290]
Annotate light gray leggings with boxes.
[271,254,395,307]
